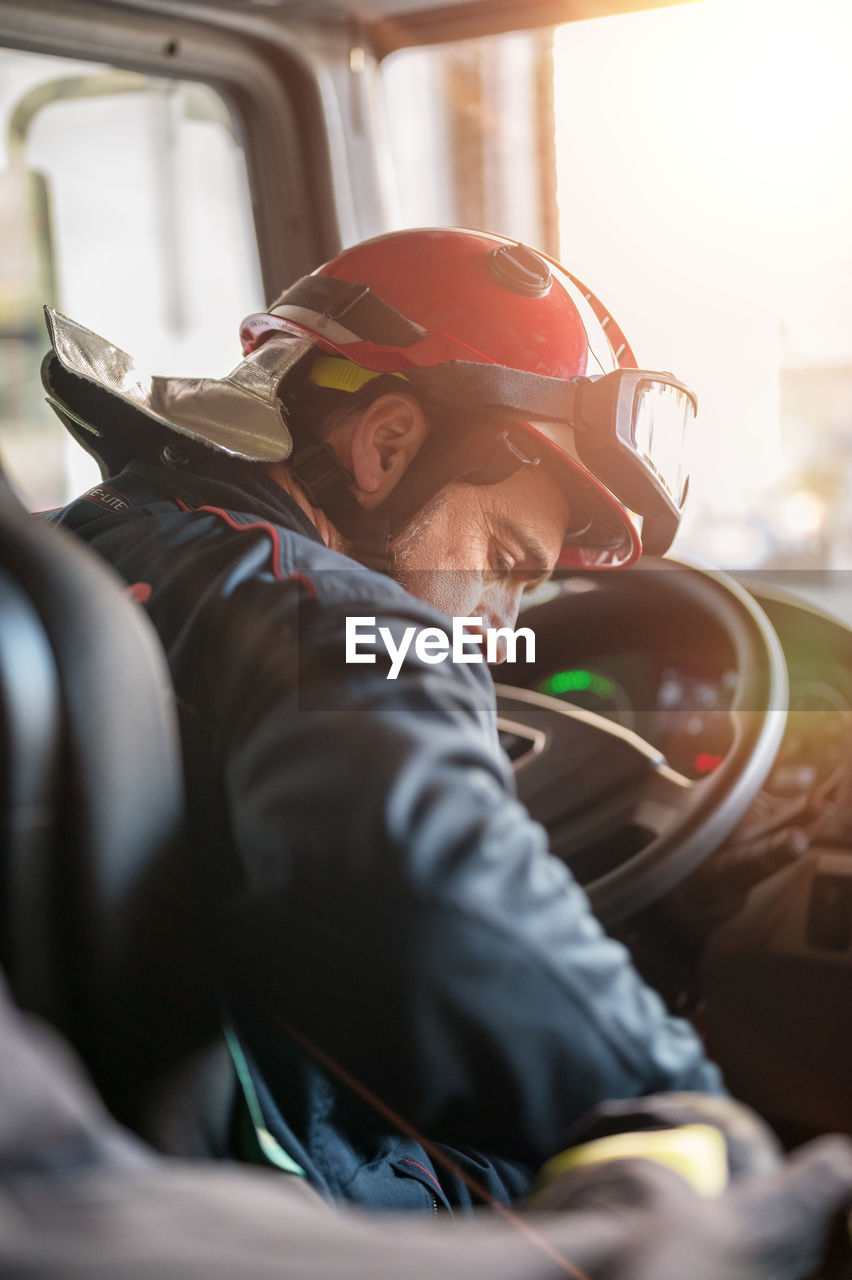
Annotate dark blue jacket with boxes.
[56,451,724,1212]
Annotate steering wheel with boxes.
[495,558,788,926]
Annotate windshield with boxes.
[381,0,852,600]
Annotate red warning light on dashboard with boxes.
[694,752,724,774]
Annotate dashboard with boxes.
[502,569,852,1137]
[522,579,852,836]
[536,657,739,780]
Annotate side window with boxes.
[0,47,263,509]
[380,31,557,254]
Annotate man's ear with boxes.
[347,392,429,507]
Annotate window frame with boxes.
[0,0,352,295]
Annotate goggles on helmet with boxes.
[523,369,696,520]
[277,328,696,560]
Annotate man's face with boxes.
[391,463,570,650]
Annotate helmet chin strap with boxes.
[287,441,395,573]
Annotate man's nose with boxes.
[479,590,524,661]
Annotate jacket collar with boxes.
[128,452,325,546]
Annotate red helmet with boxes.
[241,228,696,568]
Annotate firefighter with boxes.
[46,228,742,1210]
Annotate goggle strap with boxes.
[403,361,581,423]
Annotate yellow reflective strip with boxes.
[309,355,407,393]
[537,1124,729,1199]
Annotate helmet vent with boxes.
[489,243,552,297]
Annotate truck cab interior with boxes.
[0,0,850,1182]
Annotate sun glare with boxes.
[554,0,852,552]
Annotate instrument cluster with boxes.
[535,658,852,801]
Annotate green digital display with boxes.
[540,669,616,700]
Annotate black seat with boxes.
[0,459,230,1153]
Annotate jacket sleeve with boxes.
[210,574,724,1167]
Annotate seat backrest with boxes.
[0,561,62,1004]
[0,460,227,1146]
